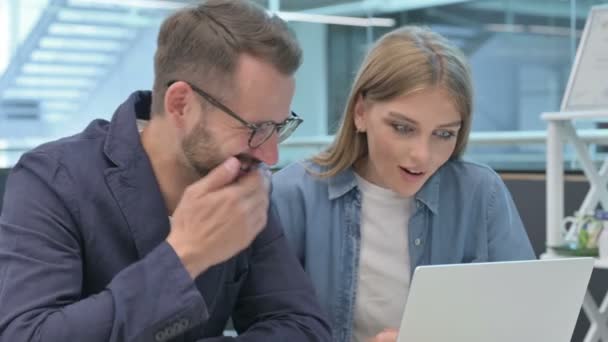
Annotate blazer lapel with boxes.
[104,156,170,258]
[105,158,225,313]
[102,91,225,312]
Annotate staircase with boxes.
[0,0,187,125]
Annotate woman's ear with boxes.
[353,93,367,133]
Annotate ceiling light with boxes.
[68,0,395,27]
[68,0,183,10]
[275,11,394,27]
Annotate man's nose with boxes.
[251,133,279,166]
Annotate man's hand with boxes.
[166,157,270,278]
[369,329,398,342]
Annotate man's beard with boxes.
[181,120,261,178]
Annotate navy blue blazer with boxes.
[0,92,331,342]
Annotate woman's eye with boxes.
[435,130,457,140]
[391,123,413,135]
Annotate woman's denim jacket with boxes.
[270,159,536,342]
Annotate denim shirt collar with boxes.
[327,166,440,214]
[416,170,440,214]
[327,167,359,200]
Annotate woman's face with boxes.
[354,86,462,197]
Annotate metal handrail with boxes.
[4,129,608,152]
[278,129,608,149]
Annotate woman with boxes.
[271,26,535,342]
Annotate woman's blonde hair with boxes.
[313,26,473,178]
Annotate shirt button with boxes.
[414,238,422,246]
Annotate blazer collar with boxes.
[103,91,170,258]
[102,91,225,311]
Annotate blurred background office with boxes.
[1,1,607,341]
[1,0,606,169]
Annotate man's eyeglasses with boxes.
[167,80,303,148]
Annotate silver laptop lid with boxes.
[397,258,594,342]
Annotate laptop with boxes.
[397,258,594,342]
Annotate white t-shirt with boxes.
[352,173,413,342]
[136,119,147,133]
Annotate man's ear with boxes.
[164,81,191,128]
[353,93,367,133]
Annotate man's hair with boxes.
[151,0,302,115]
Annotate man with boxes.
[0,1,331,341]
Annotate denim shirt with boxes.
[271,159,535,342]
